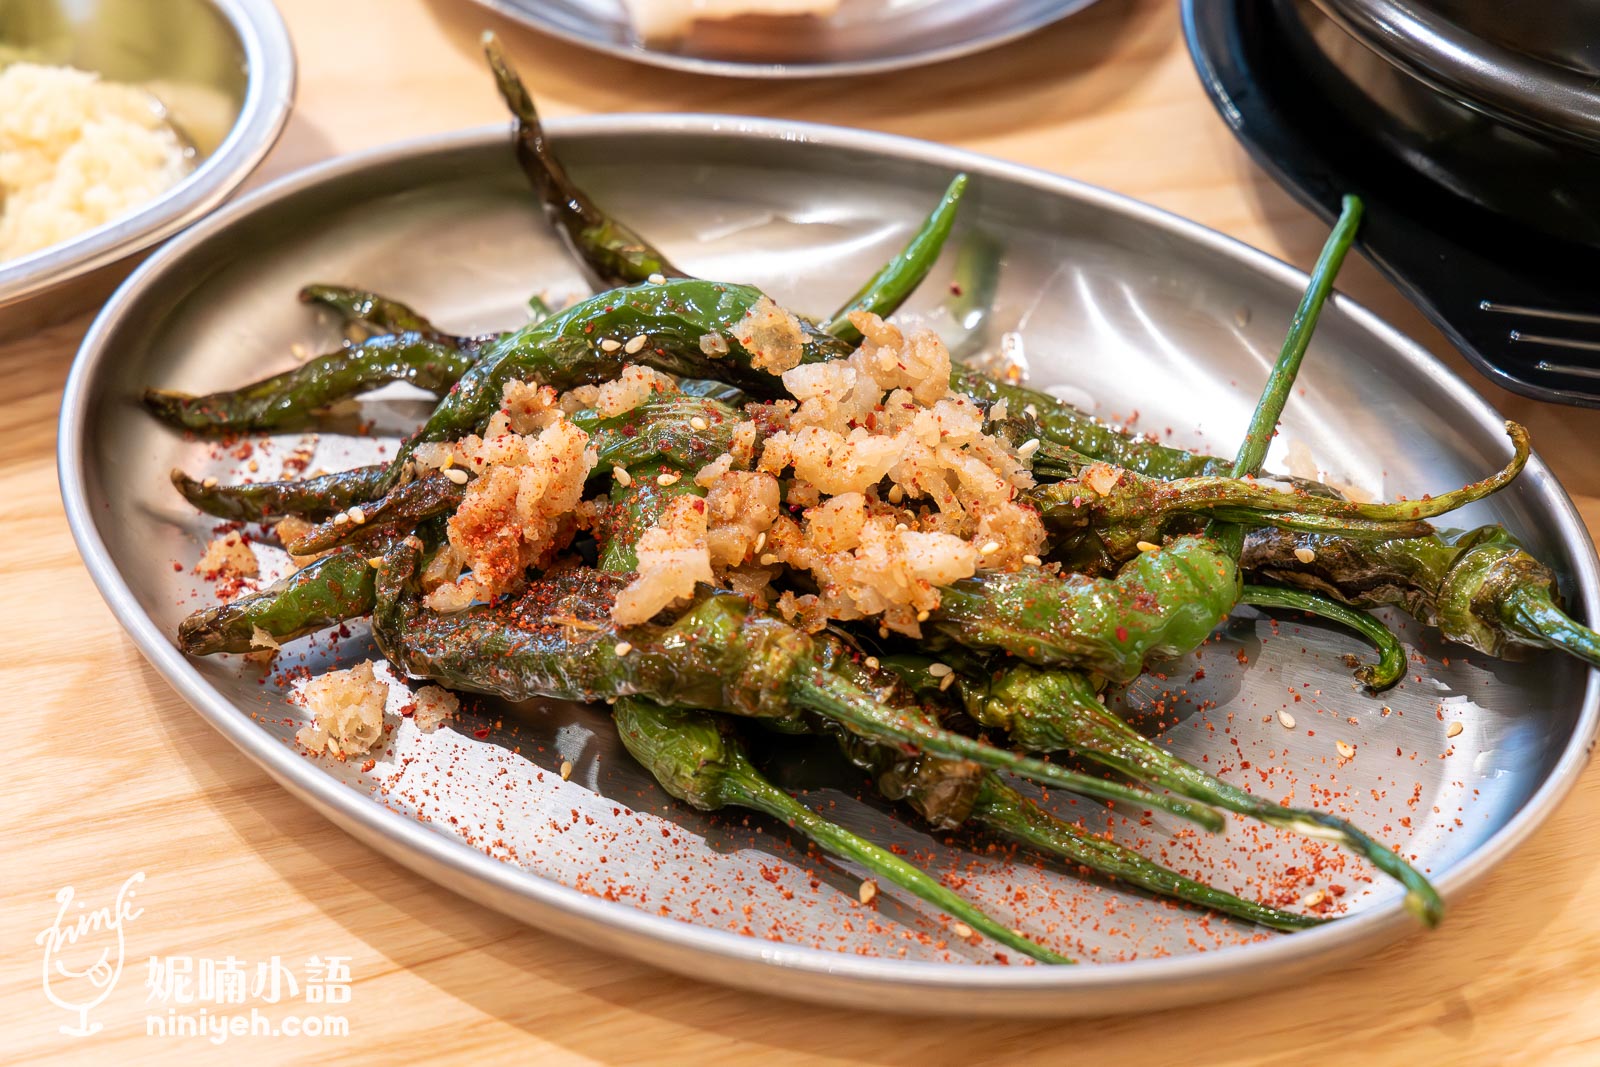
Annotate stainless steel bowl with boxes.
[0,0,294,336]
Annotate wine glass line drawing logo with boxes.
[35,872,145,1037]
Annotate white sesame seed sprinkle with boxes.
[614,466,632,487]
[1336,740,1355,759]
[759,553,779,566]
[858,880,878,905]
[1136,540,1160,553]
[1278,710,1297,729]
[560,760,574,780]
[953,922,974,939]
[332,512,349,526]
[657,472,680,486]
[863,656,880,670]
[625,334,648,354]
[753,531,766,552]
[443,467,469,485]
[938,673,955,692]
[647,272,666,285]
[1446,721,1464,738]
[1294,547,1317,564]
[599,338,622,352]
[1301,889,1326,908]
[347,506,366,524]
[980,540,1001,555]
[1022,554,1043,566]
[614,641,633,656]
[201,476,218,489]
[927,663,953,678]
[689,416,708,431]
[1016,438,1041,458]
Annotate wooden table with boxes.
[7,1,1600,1062]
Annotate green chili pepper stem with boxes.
[786,668,1227,832]
[721,747,1072,964]
[1503,584,1600,669]
[1240,585,1406,690]
[1231,195,1364,481]
[1215,196,1363,560]
[966,664,1443,926]
[970,778,1321,932]
[821,174,969,344]
[484,36,687,290]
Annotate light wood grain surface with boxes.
[6,1,1600,1063]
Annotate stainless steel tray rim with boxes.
[468,0,1100,79]
[0,0,296,304]
[59,117,1600,1006]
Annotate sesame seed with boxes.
[894,522,909,532]
[1278,710,1297,729]
[348,506,366,524]
[1301,889,1326,908]
[657,473,680,486]
[927,663,953,678]
[953,922,974,939]
[863,656,880,670]
[689,416,709,431]
[332,512,349,526]
[1294,547,1317,564]
[201,476,218,489]
[1016,438,1041,458]
[858,880,878,905]
[599,338,622,352]
[625,334,648,354]
[916,609,930,623]
[887,485,905,504]
[1446,721,1464,738]
[443,467,469,485]
[1023,404,1039,419]
[614,641,633,656]
[1136,540,1160,553]
[1022,554,1043,566]
[1336,740,1355,759]
[560,760,574,780]
[980,540,1001,555]
[759,553,779,566]
[753,531,767,552]
[614,466,632,487]
[938,673,955,692]
[647,272,666,285]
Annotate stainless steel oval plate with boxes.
[60,120,1600,1016]
[469,0,1100,78]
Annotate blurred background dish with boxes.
[467,0,1102,78]
[1184,0,1600,408]
[0,0,294,337]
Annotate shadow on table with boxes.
[134,646,1591,1065]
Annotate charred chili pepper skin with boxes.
[145,333,478,433]
[170,465,390,523]
[298,284,448,338]
[1243,526,1600,668]
[484,38,688,291]
[821,174,969,344]
[286,474,465,556]
[178,546,379,656]
[612,697,1072,964]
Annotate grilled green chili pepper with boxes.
[612,697,1070,963]
[178,546,379,656]
[484,37,687,290]
[299,284,448,338]
[1034,421,1529,568]
[1243,526,1600,668]
[170,465,390,523]
[821,174,969,344]
[145,333,477,433]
